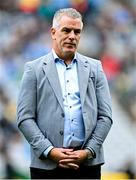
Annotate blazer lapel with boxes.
[77,53,90,107]
[42,53,64,110]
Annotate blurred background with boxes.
[0,0,136,179]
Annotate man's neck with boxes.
[52,49,76,64]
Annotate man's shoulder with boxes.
[25,52,52,67]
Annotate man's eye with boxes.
[63,29,70,33]
[62,29,81,34]
[74,30,81,34]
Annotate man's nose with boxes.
[69,30,76,39]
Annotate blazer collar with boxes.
[76,52,90,107]
[43,52,64,110]
[52,49,77,63]
[42,52,90,109]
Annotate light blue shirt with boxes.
[54,51,85,148]
[43,50,85,157]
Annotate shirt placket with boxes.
[64,65,74,143]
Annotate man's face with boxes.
[51,15,83,58]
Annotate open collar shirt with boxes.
[52,49,85,148]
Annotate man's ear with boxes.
[51,27,56,40]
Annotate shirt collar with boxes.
[52,49,77,63]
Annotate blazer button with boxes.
[61,113,65,118]
[60,130,63,135]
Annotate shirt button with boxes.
[61,113,65,117]
[72,133,74,136]
[68,93,70,95]
[60,131,63,135]
[71,119,74,122]
[70,106,72,108]
[67,80,69,83]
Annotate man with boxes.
[17,8,112,179]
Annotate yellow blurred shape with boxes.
[102,172,129,180]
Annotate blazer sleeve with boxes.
[85,61,112,156]
[16,62,52,158]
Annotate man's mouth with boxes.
[64,42,76,47]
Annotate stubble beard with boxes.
[61,46,76,60]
